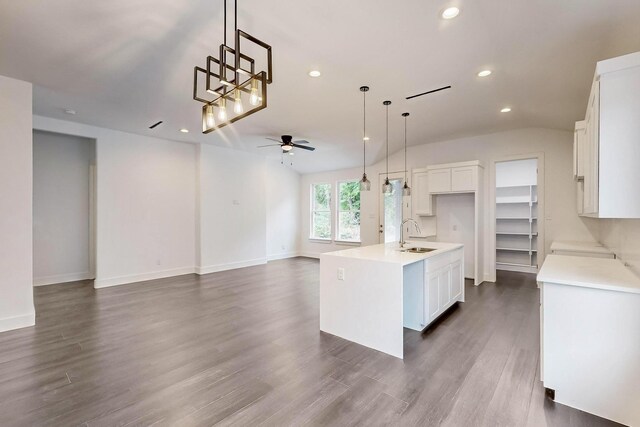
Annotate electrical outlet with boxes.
[452,224,458,231]
[337,268,345,281]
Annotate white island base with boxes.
[320,242,464,359]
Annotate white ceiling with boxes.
[1,0,640,173]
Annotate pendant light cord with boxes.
[223,0,227,46]
[363,90,366,175]
[404,115,407,181]
[386,104,389,180]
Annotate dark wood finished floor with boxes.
[0,258,621,426]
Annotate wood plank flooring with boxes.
[0,258,621,426]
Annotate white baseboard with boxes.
[267,252,300,261]
[299,252,320,259]
[196,258,267,275]
[94,266,196,289]
[34,271,93,287]
[0,311,35,333]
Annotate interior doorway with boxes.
[33,130,96,286]
[490,155,544,277]
[378,173,407,244]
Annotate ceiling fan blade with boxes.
[292,143,315,151]
[406,85,452,100]
[293,140,310,144]
[257,144,281,148]
[266,137,283,143]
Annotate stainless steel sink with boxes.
[401,247,436,253]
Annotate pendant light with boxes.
[382,100,393,194]
[359,86,371,192]
[402,112,411,197]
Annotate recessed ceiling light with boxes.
[477,70,492,77]
[180,128,189,133]
[309,70,321,77]
[441,7,460,19]
[363,136,370,141]
[501,107,512,113]
[64,109,76,115]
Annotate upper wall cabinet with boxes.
[427,161,482,194]
[412,169,433,216]
[576,51,640,218]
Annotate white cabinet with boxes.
[421,248,464,325]
[576,51,640,218]
[538,255,640,426]
[427,168,451,193]
[411,170,433,216]
[450,260,462,301]
[573,120,586,180]
[451,166,476,192]
[426,161,481,194]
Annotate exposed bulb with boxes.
[249,79,260,106]
[382,177,393,194]
[360,173,371,192]
[218,97,227,121]
[403,182,411,197]
[205,104,215,128]
[233,89,244,114]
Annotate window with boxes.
[337,180,361,242]
[310,183,331,239]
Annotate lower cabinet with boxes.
[403,248,465,332]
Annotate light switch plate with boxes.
[337,268,345,281]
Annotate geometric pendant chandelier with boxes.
[192,0,273,133]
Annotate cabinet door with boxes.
[412,172,432,215]
[426,270,440,322]
[427,168,451,193]
[438,266,451,310]
[582,82,600,215]
[451,166,476,192]
[574,121,586,180]
[450,260,462,301]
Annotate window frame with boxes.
[309,182,332,241]
[335,180,362,244]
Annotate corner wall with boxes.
[0,76,34,332]
[33,116,197,288]
[197,144,268,273]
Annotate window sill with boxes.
[335,240,361,246]
[309,238,332,243]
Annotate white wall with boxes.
[266,162,301,260]
[0,76,34,332]
[197,144,267,273]
[434,194,475,278]
[496,158,537,187]
[33,131,95,286]
[300,128,597,276]
[596,220,640,276]
[33,116,197,288]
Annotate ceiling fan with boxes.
[258,135,316,153]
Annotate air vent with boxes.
[406,85,451,100]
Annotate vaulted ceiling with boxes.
[1,0,640,173]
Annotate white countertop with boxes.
[321,241,463,266]
[550,240,613,255]
[537,255,640,294]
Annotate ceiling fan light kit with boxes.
[359,86,371,192]
[193,0,272,133]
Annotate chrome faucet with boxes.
[400,218,422,248]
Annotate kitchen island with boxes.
[320,242,464,358]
